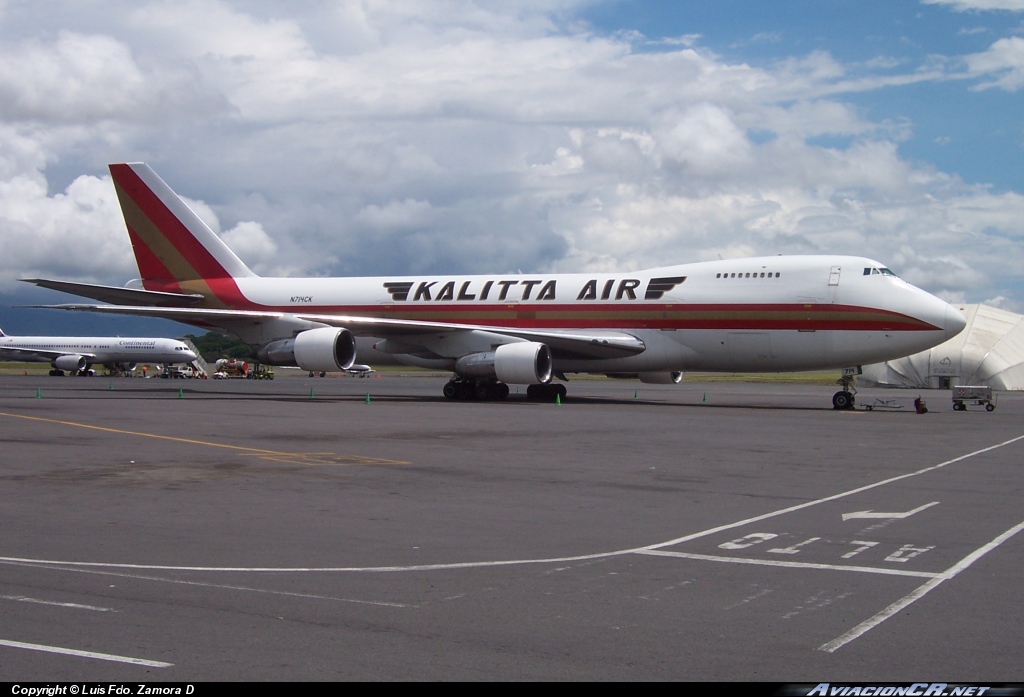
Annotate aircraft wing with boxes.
[0,346,98,363]
[35,304,647,360]
[22,279,205,307]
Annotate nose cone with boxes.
[944,304,967,340]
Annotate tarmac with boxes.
[0,373,1021,681]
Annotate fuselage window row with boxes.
[715,272,781,279]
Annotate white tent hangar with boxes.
[861,304,1024,390]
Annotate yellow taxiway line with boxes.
[0,410,409,467]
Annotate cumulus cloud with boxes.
[0,31,226,125]
[965,36,1024,90]
[0,0,1022,312]
[0,171,134,290]
[921,0,1024,10]
[355,199,434,231]
[220,221,281,275]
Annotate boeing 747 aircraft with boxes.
[0,328,197,376]
[24,163,966,407]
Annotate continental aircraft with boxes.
[24,163,966,407]
[0,327,197,376]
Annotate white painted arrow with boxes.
[842,501,939,521]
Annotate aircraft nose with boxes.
[944,304,967,340]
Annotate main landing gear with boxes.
[526,383,567,402]
[442,378,510,401]
[833,372,857,410]
[441,378,568,402]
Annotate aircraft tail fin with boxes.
[0,327,5,337]
[108,163,257,297]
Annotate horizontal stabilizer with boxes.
[21,279,204,307]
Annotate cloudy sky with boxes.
[2,0,1024,333]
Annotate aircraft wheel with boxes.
[497,383,510,400]
[555,384,567,400]
[527,384,551,401]
[443,382,458,400]
[832,391,854,410]
[475,384,491,401]
[986,403,995,412]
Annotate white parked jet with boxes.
[345,364,376,377]
[0,328,197,376]
[24,163,966,407]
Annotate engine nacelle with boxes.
[54,355,87,372]
[454,341,553,385]
[639,371,683,385]
[256,327,357,373]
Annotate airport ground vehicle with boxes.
[952,385,995,411]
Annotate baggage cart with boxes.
[952,385,995,412]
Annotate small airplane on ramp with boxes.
[307,364,375,378]
[24,163,966,406]
[0,328,197,376]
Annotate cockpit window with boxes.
[863,267,899,278]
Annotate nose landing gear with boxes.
[832,390,855,410]
[833,368,860,410]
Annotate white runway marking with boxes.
[818,517,1024,653]
[0,638,172,667]
[638,550,940,578]
[842,501,940,521]
[0,560,411,608]
[0,594,114,612]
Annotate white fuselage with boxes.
[205,255,964,373]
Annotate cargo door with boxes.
[727,332,774,369]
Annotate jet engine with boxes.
[454,341,553,384]
[54,355,87,372]
[256,327,357,373]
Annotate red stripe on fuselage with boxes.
[224,299,937,332]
